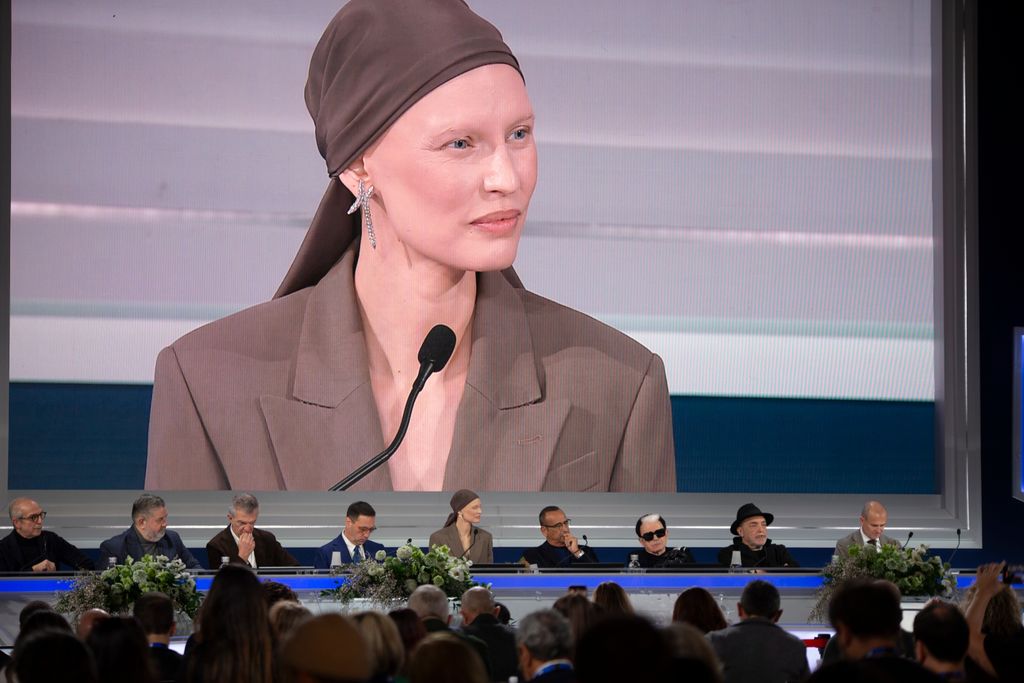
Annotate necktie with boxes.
[356,545,365,562]
[867,539,878,551]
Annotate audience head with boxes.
[131,493,168,542]
[494,601,512,625]
[18,600,55,628]
[460,585,496,625]
[516,609,573,679]
[730,503,772,550]
[738,579,782,621]
[389,608,428,659]
[408,632,488,683]
[8,497,46,539]
[227,492,260,536]
[262,579,300,609]
[86,616,157,683]
[281,613,371,683]
[344,500,377,547]
[912,600,968,674]
[635,513,669,556]
[662,622,724,683]
[408,584,451,622]
[76,607,111,639]
[672,587,728,633]
[538,506,572,547]
[133,591,175,641]
[18,609,72,641]
[828,579,903,659]
[269,600,312,642]
[576,615,673,682]
[352,610,406,680]
[962,582,1023,637]
[859,501,889,542]
[553,593,603,649]
[13,629,97,683]
[192,564,273,683]
[593,581,633,616]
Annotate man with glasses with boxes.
[205,492,298,568]
[633,513,694,568]
[519,506,599,567]
[0,497,94,571]
[313,500,385,568]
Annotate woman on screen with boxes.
[144,0,674,491]
[428,489,493,564]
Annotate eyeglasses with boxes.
[19,511,46,523]
[356,526,377,534]
[640,528,666,542]
[542,519,571,530]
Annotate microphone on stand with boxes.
[902,530,915,549]
[329,325,457,491]
[947,528,962,567]
[581,534,589,546]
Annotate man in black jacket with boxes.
[461,586,519,683]
[716,503,798,568]
[205,492,298,569]
[134,591,183,683]
[0,498,94,571]
[520,506,599,567]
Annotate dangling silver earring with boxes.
[347,179,376,249]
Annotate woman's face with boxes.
[460,498,483,524]
[358,64,537,272]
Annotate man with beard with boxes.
[100,494,201,568]
[716,503,798,568]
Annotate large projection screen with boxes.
[4,1,980,550]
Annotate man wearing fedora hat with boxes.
[717,503,798,568]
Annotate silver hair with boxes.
[131,494,166,521]
[407,584,450,621]
[230,493,260,516]
[516,609,572,661]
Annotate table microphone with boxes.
[948,528,962,567]
[902,530,914,549]
[329,324,456,491]
[581,534,589,546]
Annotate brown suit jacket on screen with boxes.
[145,242,675,491]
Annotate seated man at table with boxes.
[99,493,201,568]
[716,503,798,568]
[313,500,385,568]
[632,513,694,568]
[834,500,901,560]
[520,506,599,568]
[206,493,299,569]
[0,497,95,571]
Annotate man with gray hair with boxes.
[461,586,519,682]
[834,500,901,559]
[205,492,298,569]
[99,494,201,568]
[516,609,575,682]
[409,584,491,675]
[633,513,694,568]
[0,497,94,571]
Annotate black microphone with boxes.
[329,325,457,491]
[947,528,962,567]
[902,530,914,549]
[581,534,589,546]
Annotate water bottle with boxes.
[729,550,742,573]
[107,557,117,569]
[220,556,230,568]
[628,554,640,573]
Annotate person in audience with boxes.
[663,622,724,683]
[913,600,970,679]
[575,615,674,682]
[834,500,901,560]
[706,579,808,683]
[592,581,633,616]
[18,609,72,639]
[280,613,371,683]
[963,562,1024,682]
[409,632,489,683]
[552,593,603,655]
[811,578,937,682]
[520,506,599,567]
[352,610,406,682]
[0,498,95,571]
[389,607,429,677]
[11,629,98,683]
[314,501,386,568]
[86,616,158,683]
[183,564,274,683]
[99,494,201,568]
[133,592,183,683]
[76,608,110,640]
[261,580,299,610]
[408,584,490,674]
[460,586,519,682]
[515,609,576,683]
[494,602,513,626]
[17,601,54,628]
[716,503,798,568]
[205,492,299,569]
[428,489,494,564]
[672,587,728,633]
[631,513,694,568]
[269,601,312,644]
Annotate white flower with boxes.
[375,550,387,561]
[396,546,413,561]
[404,579,418,593]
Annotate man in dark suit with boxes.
[313,500,385,569]
[409,584,491,676]
[834,500,902,559]
[98,494,201,568]
[520,506,599,568]
[461,586,519,683]
[133,591,183,683]
[516,609,576,682]
[707,580,810,683]
[716,503,798,568]
[205,492,298,569]
[0,497,94,571]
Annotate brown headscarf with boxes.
[275,0,521,298]
[444,488,480,527]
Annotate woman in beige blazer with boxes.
[428,490,493,565]
[144,0,675,492]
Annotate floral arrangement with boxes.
[811,543,954,621]
[323,543,482,608]
[55,555,202,620]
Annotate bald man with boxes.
[0,498,95,571]
[834,501,901,560]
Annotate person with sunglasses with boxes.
[519,506,599,568]
[0,497,94,571]
[632,514,694,569]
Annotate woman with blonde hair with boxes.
[351,610,406,682]
[592,581,633,616]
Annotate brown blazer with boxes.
[428,524,494,565]
[145,243,675,491]
[204,526,299,569]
